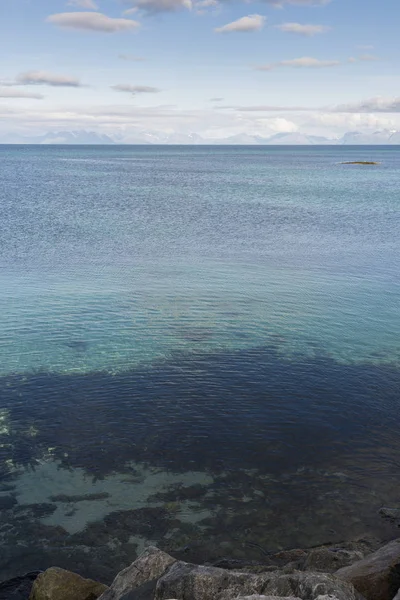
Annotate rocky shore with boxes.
[4,536,400,600]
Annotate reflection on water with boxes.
[0,346,399,582]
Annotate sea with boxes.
[0,144,399,583]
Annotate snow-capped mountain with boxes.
[1,129,399,145]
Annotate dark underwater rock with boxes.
[64,340,89,352]
[0,571,41,600]
[0,495,17,510]
[49,493,110,503]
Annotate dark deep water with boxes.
[0,145,399,582]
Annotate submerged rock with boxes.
[98,546,176,600]
[0,571,40,600]
[336,538,400,600]
[29,567,107,600]
[64,340,89,352]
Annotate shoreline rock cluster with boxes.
[6,538,400,600]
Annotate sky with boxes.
[0,0,399,140]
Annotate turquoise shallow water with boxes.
[0,145,399,581]
[0,145,399,373]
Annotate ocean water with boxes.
[0,145,399,582]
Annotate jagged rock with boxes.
[303,549,364,573]
[336,538,400,600]
[29,567,107,600]
[155,562,266,600]
[154,561,364,600]
[248,572,364,600]
[98,547,176,600]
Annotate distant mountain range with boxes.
[2,129,400,145]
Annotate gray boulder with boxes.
[98,547,176,600]
[336,538,400,600]
[154,561,364,600]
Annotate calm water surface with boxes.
[0,145,399,582]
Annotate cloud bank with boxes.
[333,97,400,113]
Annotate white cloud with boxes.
[67,0,98,9]
[256,56,340,70]
[111,84,161,95]
[118,54,146,61]
[210,97,224,101]
[126,0,192,13]
[123,7,139,14]
[0,88,44,99]
[276,22,329,35]
[47,12,140,33]
[215,14,266,33]
[16,71,83,87]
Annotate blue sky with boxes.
[0,0,399,140]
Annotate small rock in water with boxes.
[341,161,380,165]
